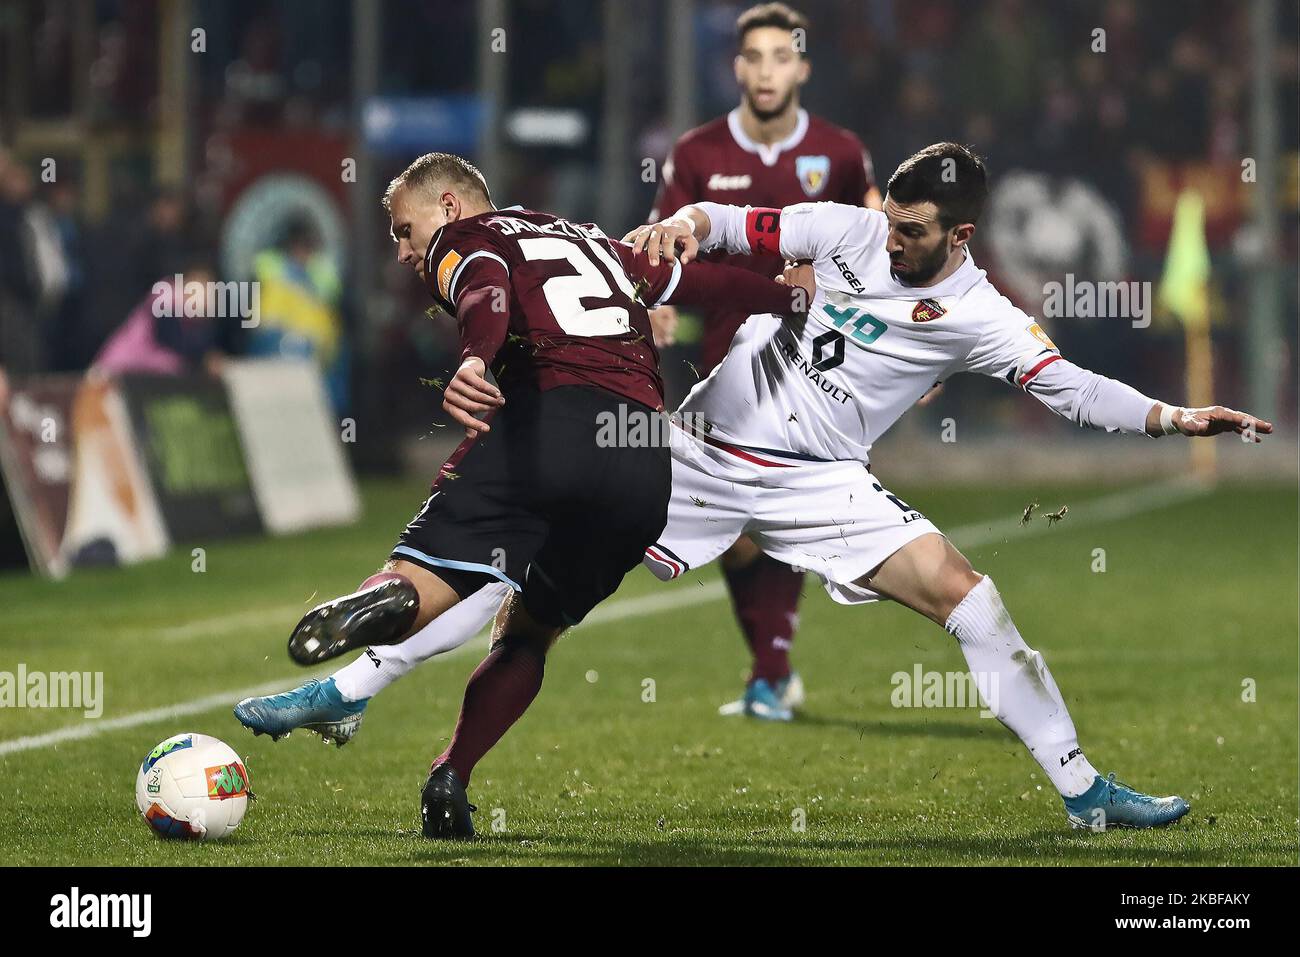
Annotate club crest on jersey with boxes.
[435,249,462,300]
[911,299,946,323]
[795,155,831,197]
[1028,322,1057,350]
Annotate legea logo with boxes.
[707,173,753,190]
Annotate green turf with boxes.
[0,478,1295,865]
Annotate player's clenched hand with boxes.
[443,357,504,437]
[1172,405,1273,441]
[649,305,679,347]
[623,217,699,266]
[775,261,816,310]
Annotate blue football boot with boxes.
[1063,772,1191,830]
[719,678,794,722]
[234,677,368,747]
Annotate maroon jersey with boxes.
[425,207,679,412]
[649,108,874,371]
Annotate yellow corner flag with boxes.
[1157,188,1215,479]
[1156,190,1211,328]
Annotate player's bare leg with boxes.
[857,532,982,627]
[861,533,1189,829]
[718,534,807,721]
[285,559,460,666]
[422,593,563,839]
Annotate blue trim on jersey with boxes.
[390,546,522,592]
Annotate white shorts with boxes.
[642,429,941,604]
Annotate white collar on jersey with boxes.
[878,246,987,301]
[727,107,809,167]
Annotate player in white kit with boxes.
[627,142,1271,829]
[638,173,1148,603]
[240,143,1271,830]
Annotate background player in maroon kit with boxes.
[270,151,810,838]
[648,2,881,722]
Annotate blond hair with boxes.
[381,152,491,212]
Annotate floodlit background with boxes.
[1,1,1294,481]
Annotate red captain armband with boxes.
[745,207,782,256]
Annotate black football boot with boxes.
[421,764,477,839]
[287,577,420,666]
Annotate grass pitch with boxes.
[0,477,1295,866]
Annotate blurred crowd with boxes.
[0,0,1295,445]
[773,0,1298,204]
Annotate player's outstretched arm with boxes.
[608,233,812,317]
[625,201,871,268]
[624,202,783,264]
[666,258,813,316]
[1007,354,1273,441]
[964,309,1274,441]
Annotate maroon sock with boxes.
[432,638,546,786]
[722,555,805,684]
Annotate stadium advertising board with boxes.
[0,376,169,577]
[116,374,263,544]
[221,358,360,534]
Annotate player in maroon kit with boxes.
[648,2,881,722]
[266,152,810,838]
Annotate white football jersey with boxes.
[679,202,1065,463]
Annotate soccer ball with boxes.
[135,732,251,840]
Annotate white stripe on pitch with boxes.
[0,675,330,757]
[0,477,1208,757]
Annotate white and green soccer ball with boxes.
[135,732,251,841]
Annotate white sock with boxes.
[944,575,1100,798]
[331,581,510,701]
